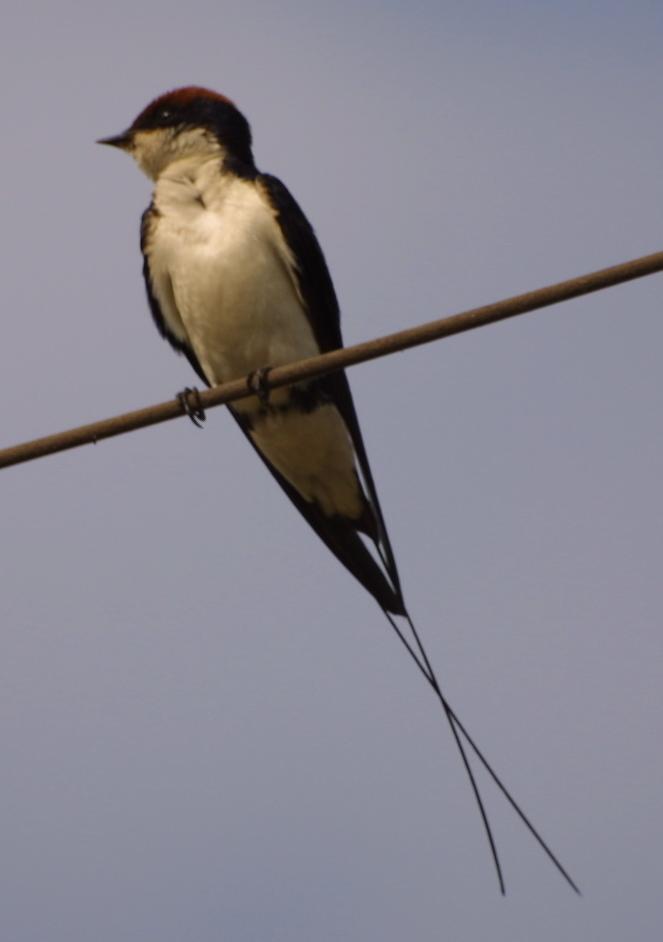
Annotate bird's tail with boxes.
[381,607,580,895]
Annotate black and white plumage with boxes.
[99,87,578,894]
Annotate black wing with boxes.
[253,174,407,615]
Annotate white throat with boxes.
[131,127,224,181]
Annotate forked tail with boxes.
[382,608,580,895]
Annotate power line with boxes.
[1,250,661,471]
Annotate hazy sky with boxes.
[2,2,662,939]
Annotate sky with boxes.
[1,1,662,939]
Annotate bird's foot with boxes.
[246,366,273,407]
[176,386,206,428]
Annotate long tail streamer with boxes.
[383,610,580,895]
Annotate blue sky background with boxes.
[2,2,662,939]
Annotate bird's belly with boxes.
[175,249,316,383]
[249,404,364,519]
[150,178,363,521]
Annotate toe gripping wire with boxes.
[177,387,207,428]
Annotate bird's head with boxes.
[98,86,254,180]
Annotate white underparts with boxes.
[143,148,364,519]
[250,405,364,519]
[131,127,221,181]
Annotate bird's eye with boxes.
[158,107,172,120]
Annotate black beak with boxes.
[96,130,133,150]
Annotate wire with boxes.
[1,250,661,471]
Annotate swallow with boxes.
[99,86,578,893]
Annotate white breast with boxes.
[146,156,363,519]
[147,157,319,389]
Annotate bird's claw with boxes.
[176,386,206,428]
[247,366,273,406]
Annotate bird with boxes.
[99,86,578,894]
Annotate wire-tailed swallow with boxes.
[99,86,578,894]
